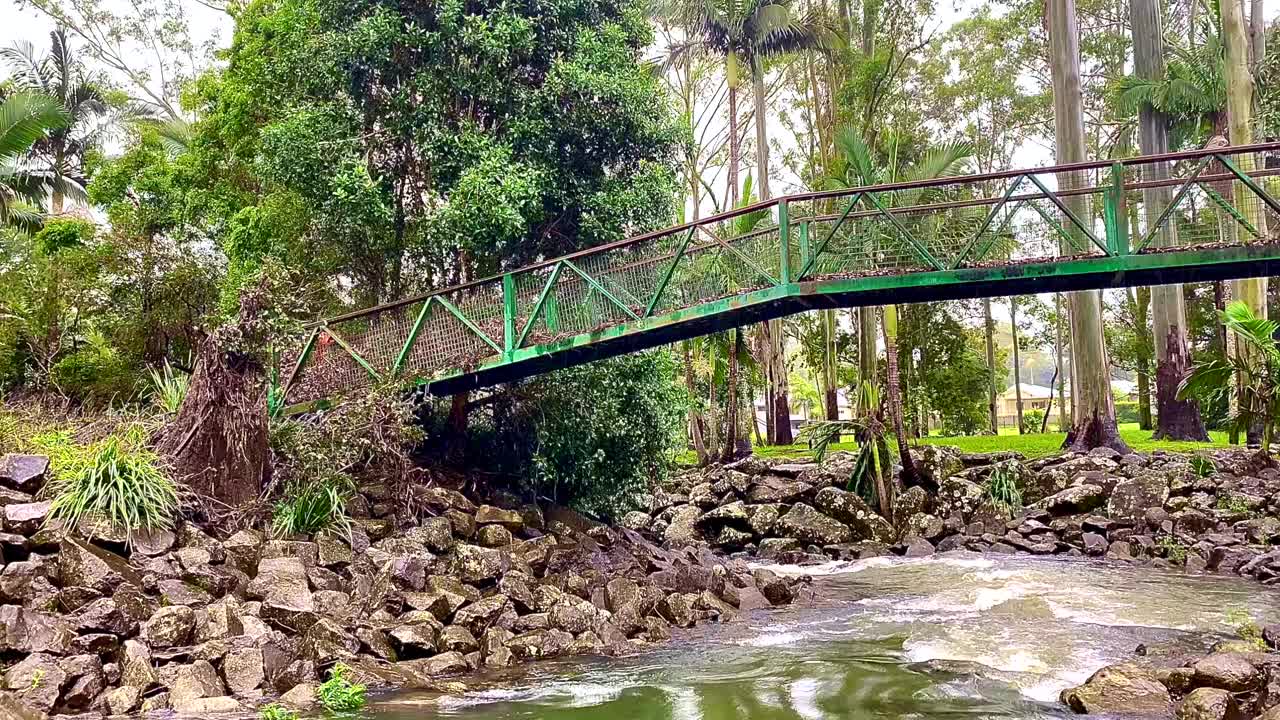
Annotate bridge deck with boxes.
[277,143,1280,405]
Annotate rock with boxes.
[658,593,697,628]
[745,477,811,504]
[439,625,478,654]
[279,683,317,710]
[604,578,640,613]
[1192,653,1261,692]
[453,595,510,635]
[72,598,131,636]
[104,686,142,715]
[904,513,944,541]
[914,445,965,488]
[119,640,156,688]
[1081,532,1108,556]
[893,486,934,527]
[0,606,74,655]
[171,696,242,714]
[813,487,893,542]
[751,569,794,606]
[222,530,264,575]
[475,505,524,530]
[301,618,359,665]
[1108,474,1171,524]
[57,538,137,595]
[3,502,49,535]
[476,524,513,547]
[248,557,314,629]
[452,544,506,584]
[903,537,935,557]
[697,502,749,530]
[0,456,47,495]
[412,517,455,553]
[1060,663,1171,715]
[938,478,986,520]
[4,653,66,712]
[620,512,651,532]
[1035,485,1105,516]
[1176,688,1242,720]
[167,660,225,705]
[662,505,703,547]
[129,528,175,556]
[222,647,265,694]
[389,624,439,659]
[774,503,852,546]
[315,532,353,567]
[141,605,195,648]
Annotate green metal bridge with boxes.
[277,142,1280,406]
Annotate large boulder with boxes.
[914,445,965,488]
[1035,484,1106,516]
[662,505,703,547]
[813,487,893,542]
[247,556,314,626]
[745,477,812,504]
[1176,688,1242,720]
[1060,663,1171,715]
[141,605,196,648]
[3,653,65,712]
[774,503,852,546]
[892,486,933,528]
[1108,473,1171,524]
[3,502,50,536]
[0,606,74,655]
[451,544,507,584]
[938,477,986,521]
[1192,653,1261,692]
[0,455,47,495]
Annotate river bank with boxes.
[0,454,807,718]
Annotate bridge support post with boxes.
[1105,161,1129,255]
[779,199,791,284]
[502,273,516,360]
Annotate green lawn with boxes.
[678,423,1234,465]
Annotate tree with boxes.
[1046,0,1129,453]
[0,93,73,231]
[1179,302,1279,455]
[2,29,111,214]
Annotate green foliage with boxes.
[49,329,136,405]
[145,361,189,413]
[800,381,893,507]
[461,352,686,518]
[258,703,297,720]
[316,663,366,712]
[984,465,1023,513]
[1114,401,1141,424]
[1190,455,1216,478]
[1225,609,1268,650]
[271,480,352,538]
[1156,534,1188,564]
[39,425,179,534]
[33,218,95,255]
[1021,409,1046,434]
[1215,492,1253,517]
[1179,302,1280,454]
[0,92,71,232]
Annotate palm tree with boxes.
[1179,302,1279,455]
[824,129,972,489]
[2,29,109,214]
[0,92,72,232]
[1117,28,1225,148]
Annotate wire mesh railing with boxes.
[277,142,1280,406]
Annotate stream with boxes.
[368,554,1280,720]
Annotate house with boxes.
[997,383,1057,426]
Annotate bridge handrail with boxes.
[320,141,1280,326]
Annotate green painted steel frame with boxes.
[277,142,1280,408]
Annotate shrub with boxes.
[1225,608,1267,649]
[1021,409,1046,434]
[1190,455,1216,478]
[458,352,686,518]
[1156,534,1187,564]
[40,425,178,534]
[1114,401,1141,424]
[271,479,352,537]
[316,663,365,711]
[49,330,136,405]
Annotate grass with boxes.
[678,423,1235,464]
[258,704,297,720]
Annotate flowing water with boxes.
[369,554,1280,720]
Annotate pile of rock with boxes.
[1061,634,1280,719]
[0,454,806,719]
[633,446,1280,585]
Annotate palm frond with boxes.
[834,126,879,186]
[0,93,69,159]
[0,41,50,94]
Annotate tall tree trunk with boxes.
[985,298,999,434]
[1131,0,1209,440]
[722,330,740,463]
[1047,0,1130,452]
[1011,296,1025,434]
[858,306,877,383]
[1133,287,1155,431]
[728,82,741,209]
[1250,0,1266,70]
[683,341,710,465]
[1055,293,1069,431]
[1223,0,1269,446]
[883,305,924,491]
[822,309,840,431]
[752,60,772,203]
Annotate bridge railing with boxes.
[277,143,1280,406]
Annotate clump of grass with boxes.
[40,425,178,534]
[984,465,1023,514]
[258,703,297,720]
[1156,534,1188,564]
[145,361,189,414]
[271,478,351,538]
[1190,454,1216,478]
[317,663,366,711]
[1225,608,1268,649]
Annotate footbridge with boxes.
[277,143,1280,406]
